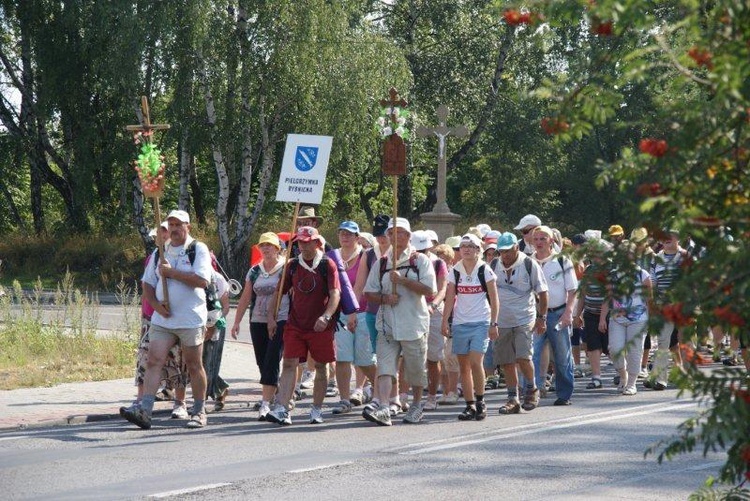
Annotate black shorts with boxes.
[583,311,608,354]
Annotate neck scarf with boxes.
[297,249,324,273]
[500,251,526,272]
[260,256,285,278]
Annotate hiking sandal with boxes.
[586,378,602,389]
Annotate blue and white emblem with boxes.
[295,146,319,172]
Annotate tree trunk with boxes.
[178,129,192,211]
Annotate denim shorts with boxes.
[450,321,490,356]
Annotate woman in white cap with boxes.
[441,233,500,420]
[231,232,289,420]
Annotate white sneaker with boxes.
[438,392,459,405]
[362,385,373,403]
[349,390,364,407]
[403,404,423,424]
[171,404,189,420]
[258,402,271,421]
[388,402,402,417]
[332,400,352,415]
[638,368,649,379]
[267,405,292,426]
[422,395,438,411]
[622,386,637,396]
[326,381,339,398]
[310,406,324,424]
[300,370,315,389]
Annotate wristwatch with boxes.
[322,314,332,322]
[490,322,499,327]
[536,314,547,321]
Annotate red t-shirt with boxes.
[281,255,340,332]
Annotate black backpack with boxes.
[453,263,489,301]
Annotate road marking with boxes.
[149,483,231,498]
[0,436,26,442]
[394,400,697,455]
[288,461,353,474]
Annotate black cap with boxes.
[372,214,390,237]
[571,234,587,246]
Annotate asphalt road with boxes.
[0,385,723,500]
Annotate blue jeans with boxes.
[533,308,575,401]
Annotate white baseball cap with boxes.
[514,214,541,230]
[410,230,432,251]
[387,217,412,233]
[166,209,190,224]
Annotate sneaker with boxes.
[363,404,392,426]
[362,385,373,404]
[399,393,410,412]
[171,404,189,420]
[475,401,487,421]
[251,401,262,411]
[458,404,477,421]
[300,370,315,389]
[521,387,540,411]
[310,406,324,424]
[573,366,585,379]
[653,382,667,391]
[586,378,603,389]
[422,395,438,411]
[326,381,339,398]
[438,392,459,405]
[638,367,649,379]
[350,390,364,407]
[613,374,621,386]
[498,399,520,415]
[642,379,653,389]
[119,402,137,418]
[388,402,402,417]
[258,402,271,421]
[266,405,292,426]
[332,400,353,415]
[186,412,207,428]
[363,400,379,413]
[622,386,637,396]
[403,404,423,424]
[122,405,151,429]
[553,398,571,406]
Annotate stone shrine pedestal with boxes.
[420,210,462,243]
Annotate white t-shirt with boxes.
[447,260,496,325]
[610,267,651,324]
[493,255,548,328]
[142,237,213,329]
[539,255,578,309]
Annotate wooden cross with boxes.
[416,105,468,214]
[378,87,409,294]
[125,96,171,309]
[125,96,171,137]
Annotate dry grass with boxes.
[0,278,140,390]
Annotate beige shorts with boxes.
[376,332,428,388]
[442,336,460,373]
[493,321,535,366]
[427,307,445,362]
[149,324,205,348]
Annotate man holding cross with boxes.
[122,210,213,429]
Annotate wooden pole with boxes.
[272,201,301,318]
[391,176,398,294]
[153,200,170,309]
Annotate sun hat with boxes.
[630,227,648,243]
[460,233,483,248]
[166,209,190,223]
[359,232,375,248]
[609,224,625,237]
[533,225,555,238]
[424,230,439,244]
[485,230,501,243]
[584,229,602,241]
[387,217,411,233]
[338,221,360,235]
[258,232,281,249]
[496,232,519,250]
[445,236,461,249]
[296,206,323,223]
[295,226,323,244]
[410,230,432,251]
[475,224,491,237]
[514,214,542,230]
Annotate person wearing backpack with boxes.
[492,232,549,415]
[362,217,437,426]
[231,232,289,421]
[123,210,214,430]
[266,226,341,426]
[531,226,579,406]
[441,234,500,421]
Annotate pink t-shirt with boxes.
[426,256,448,304]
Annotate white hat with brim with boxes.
[514,214,541,230]
[387,217,411,233]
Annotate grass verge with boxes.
[0,277,140,390]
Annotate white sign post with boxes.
[271,134,333,317]
[275,134,333,204]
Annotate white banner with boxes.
[275,134,333,204]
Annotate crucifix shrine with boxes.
[126,96,171,307]
[417,104,468,241]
